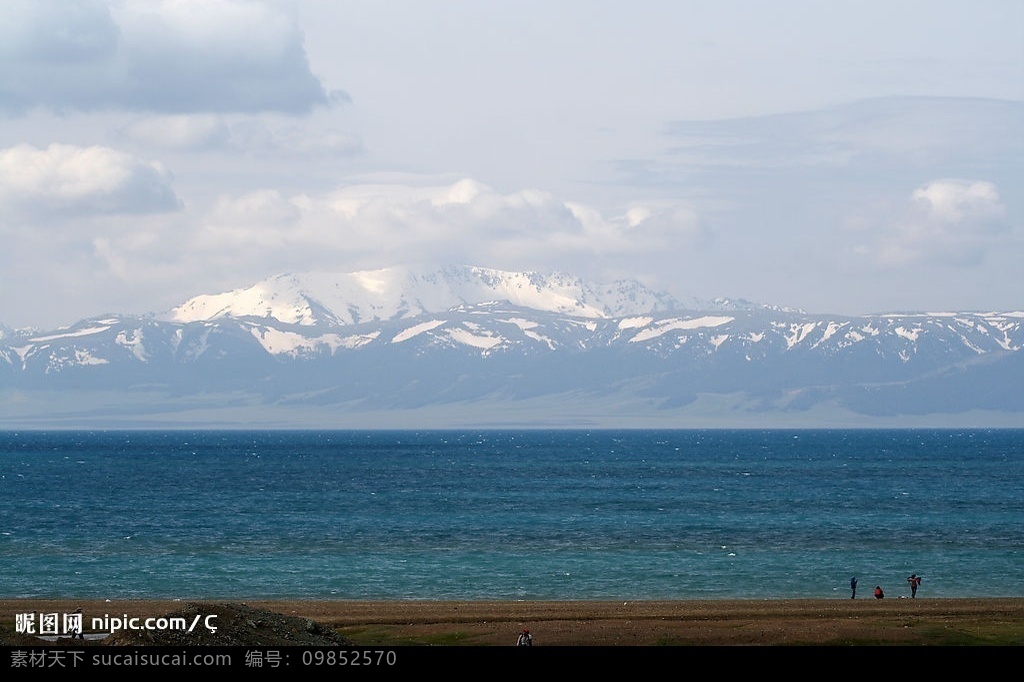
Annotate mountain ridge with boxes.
[162,264,694,327]
[1,264,1022,428]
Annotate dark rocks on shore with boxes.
[2,602,352,647]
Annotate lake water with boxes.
[1,429,1021,600]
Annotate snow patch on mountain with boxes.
[165,265,685,328]
[501,317,556,349]
[629,316,734,343]
[30,325,113,342]
[117,329,148,361]
[392,319,446,343]
[785,323,818,348]
[896,326,922,341]
[619,317,653,329]
[448,326,503,350]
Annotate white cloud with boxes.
[201,189,302,249]
[2,5,1021,329]
[117,115,232,151]
[117,115,362,157]
[859,179,1009,267]
[0,0,331,114]
[226,120,363,158]
[182,179,703,279]
[911,180,1006,225]
[0,143,180,217]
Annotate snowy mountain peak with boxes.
[5,275,1023,427]
[165,264,685,327]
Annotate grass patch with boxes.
[915,623,1024,646]
[336,626,485,647]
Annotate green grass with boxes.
[335,626,486,646]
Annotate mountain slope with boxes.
[165,264,686,326]
[1,265,1021,428]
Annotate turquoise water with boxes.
[1,429,1021,600]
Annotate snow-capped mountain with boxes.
[164,264,687,326]
[1,265,1022,428]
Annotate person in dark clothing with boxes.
[850,576,858,599]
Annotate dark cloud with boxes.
[0,0,330,115]
[657,96,1023,179]
[4,0,120,63]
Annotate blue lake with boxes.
[1,429,1021,600]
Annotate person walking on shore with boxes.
[907,574,922,598]
[850,576,858,599]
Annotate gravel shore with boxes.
[3,597,1022,646]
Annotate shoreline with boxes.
[3,597,1023,646]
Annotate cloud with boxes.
[0,0,331,115]
[911,180,1006,225]
[0,143,180,217]
[0,0,119,63]
[223,120,363,157]
[116,114,363,157]
[857,179,1009,267]
[7,176,701,328]
[645,97,1023,189]
[1,178,701,325]
[116,115,233,151]
[181,178,704,280]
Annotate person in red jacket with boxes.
[874,585,884,599]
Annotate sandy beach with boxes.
[3,597,1022,646]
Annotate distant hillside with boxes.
[1,265,1021,428]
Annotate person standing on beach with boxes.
[517,628,533,646]
[907,574,922,598]
[850,576,858,599]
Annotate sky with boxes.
[1,0,1021,330]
